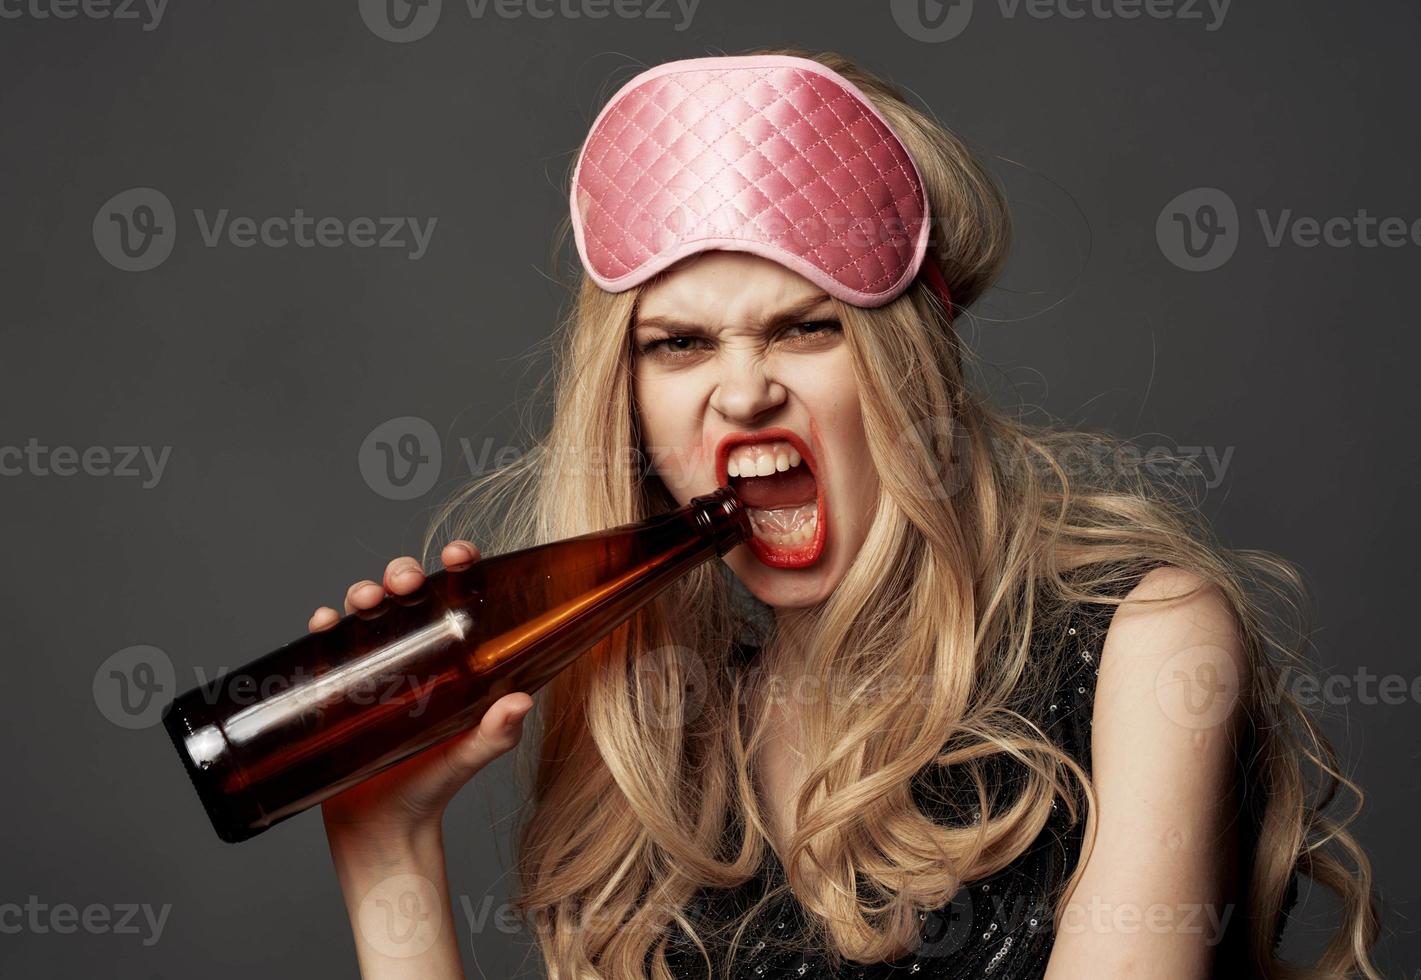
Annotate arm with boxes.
[326,822,466,979]
[311,542,535,980]
[1043,566,1248,980]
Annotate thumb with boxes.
[446,694,534,774]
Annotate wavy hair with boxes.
[423,48,1382,980]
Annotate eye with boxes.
[780,319,843,345]
[636,333,712,360]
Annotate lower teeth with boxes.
[748,501,819,548]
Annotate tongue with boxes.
[731,467,817,508]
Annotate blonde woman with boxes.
[309,50,1381,980]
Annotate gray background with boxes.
[1,0,1417,976]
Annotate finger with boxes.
[494,691,534,724]
[343,579,385,615]
[384,557,425,595]
[444,693,533,775]
[308,606,340,632]
[441,540,481,570]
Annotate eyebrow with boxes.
[631,293,834,334]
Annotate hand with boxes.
[310,541,534,845]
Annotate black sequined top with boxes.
[659,575,1298,979]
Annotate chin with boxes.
[723,545,842,610]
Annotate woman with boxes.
[310,50,1381,979]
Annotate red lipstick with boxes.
[714,427,827,569]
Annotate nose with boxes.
[708,359,787,425]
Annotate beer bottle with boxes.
[161,486,749,843]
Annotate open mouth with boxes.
[717,428,826,569]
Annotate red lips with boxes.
[714,427,827,569]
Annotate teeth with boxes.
[726,439,808,480]
[747,500,819,550]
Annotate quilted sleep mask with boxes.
[569,54,953,313]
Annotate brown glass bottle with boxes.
[161,486,749,844]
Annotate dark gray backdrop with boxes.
[1,0,1416,976]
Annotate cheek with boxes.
[788,353,870,455]
[634,371,706,491]
[789,356,876,503]
[634,371,677,442]
[837,410,878,513]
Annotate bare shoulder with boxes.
[1045,575,1250,973]
[1101,564,1247,685]
[1091,562,1249,799]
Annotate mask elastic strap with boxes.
[919,259,955,322]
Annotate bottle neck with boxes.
[689,486,752,556]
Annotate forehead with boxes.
[633,251,830,327]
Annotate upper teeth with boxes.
[727,440,804,479]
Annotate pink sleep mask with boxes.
[569,54,952,313]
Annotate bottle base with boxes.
[161,701,268,844]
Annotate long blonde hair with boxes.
[424,48,1382,980]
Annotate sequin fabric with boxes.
[658,575,1298,979]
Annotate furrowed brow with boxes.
[631,293,833,333]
